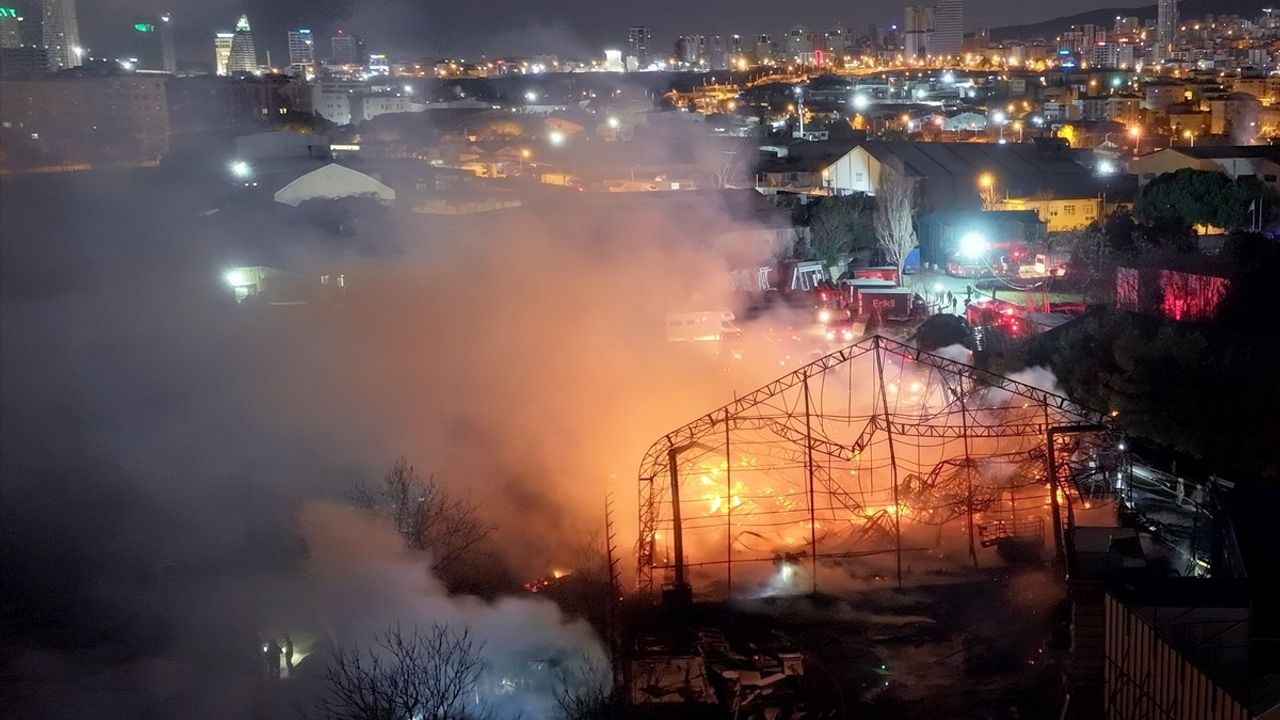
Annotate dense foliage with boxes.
[1136,168,1274,231]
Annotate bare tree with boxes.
[552,655,617,720]
[316,624,488,720]
[805,194,877,268]
[872,159,919,279]
[695,140,750,189]
[351,458,494,581]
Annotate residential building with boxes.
[227,14,258,74]
[41,0,81,71]
[903,6,933,59]
[0,74,169,168]
[1207,92,1262,138]
[627,26,652,68]
[1157,0,1178,58]
[214,32,233,76]
[932,0,964,58]
[783,27,814,61]
[1132,146,1280,190]
[288,28,315,76]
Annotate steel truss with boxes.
[636,335,1120,597]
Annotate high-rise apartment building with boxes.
[754,34,773,63]
[825,27,851,55]
[214,32,233,76]
[627,25,652,67]
[932,0,964,57]
[1157,0,1178,56]
[675,35,703,64]
[42,0,82,71]
[330,29,360,65]
[784,27,815,60]
[903,5,934,59]
[226,15,257,73]
[288,28,315,74]
[159,14,176,73]
[0,5,25,49]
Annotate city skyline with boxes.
[67,0,1156,67]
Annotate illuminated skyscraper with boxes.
[42,0,82,71]
[288,28,315,75]
[627,25,652,67]
[213,32,233,76]
[932,0,963,57]
[226,14,257,73]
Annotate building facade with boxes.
[932,0,964,58]
[214,32,233,76]
[41,0,82,71]
[0,74,169,169]
[627,26,652,67]
[227,15,257,73]
[330,30,359,65]
[288,28,315,75]
[1156,0,1178,58]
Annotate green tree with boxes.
[1136,168,1274,230]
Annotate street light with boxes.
[229,160,251,178]
[1183,128,1196,146]
[1128,125,1141,156]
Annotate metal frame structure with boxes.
[636,335,1122,597]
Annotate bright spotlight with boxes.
[229,160,251,178]
[851,94,870,111]
[403,84,413,94]
[607,116,619,129]
[1097,159,1116,175]
[992,110,1007,124]
[959,232,989,259]
[224,269,249,287]
[524,90,538,102]
[548,130,566,145]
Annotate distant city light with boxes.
[229,160,251,178]
[851,94,870,110]
[992,110,1007,124]
[548,130,565,146]
[403,84,413,94]
[607,116,619,129]
[1097,159,1116,175]
[524,90,538,102]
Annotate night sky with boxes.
[57,0,1153,67]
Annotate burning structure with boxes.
[636,335,1125,600]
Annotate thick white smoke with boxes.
[297,501,608,719]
